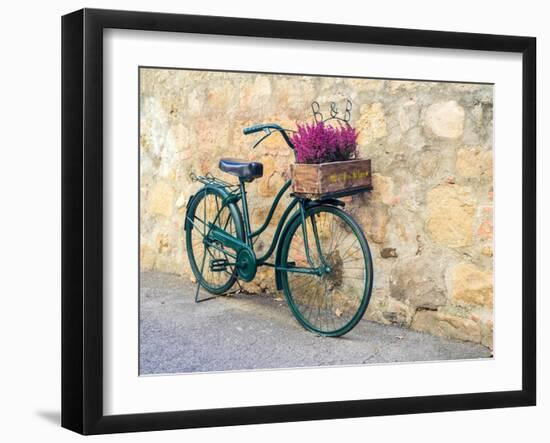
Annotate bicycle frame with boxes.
[187,123,346,281]
[235,178,320,274]
[243,180,296,263]
[189,176,333,280]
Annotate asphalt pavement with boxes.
[139,272,491,375]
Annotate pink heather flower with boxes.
[291,121,358,164]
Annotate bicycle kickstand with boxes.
[194,249,218,303]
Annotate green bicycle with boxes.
[184,123,373,337]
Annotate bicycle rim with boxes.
[185,187,244,294]
[280,205,373,336]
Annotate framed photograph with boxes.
[61,8,536,435]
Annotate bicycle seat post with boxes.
[238,178,253,248]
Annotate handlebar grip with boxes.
[242,123,295,150]
[243,124,266,135]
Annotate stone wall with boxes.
[139,68,494,348]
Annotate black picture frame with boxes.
[61,8,536,435]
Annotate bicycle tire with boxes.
[279,205,373,337]
[185,186,244,295]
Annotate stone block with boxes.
[414,149,440,178]
[148,181,175,218]
[358,205,390,244]
[366,291,415,327]
[357,103,387,146]
[423,100,465,139]
[371,173,395,206]
[426,184,475,247]
[390,254,447,309]
[456,147,493,179]
[451,262,493,308]
[411,310,482,343]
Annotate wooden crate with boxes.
[290,158,372,199]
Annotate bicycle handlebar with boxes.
[243,124,270,135]
[243,123,295,150]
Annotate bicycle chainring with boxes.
[236,247,257,282]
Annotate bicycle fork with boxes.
[298,202,331,276]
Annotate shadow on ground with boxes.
[36,410,60,426]
[139,272,491,375]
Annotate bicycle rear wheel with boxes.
[185,186,244,295]
[280,205,373,337]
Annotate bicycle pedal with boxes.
[210,259,228,272]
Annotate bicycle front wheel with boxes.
[280,205,373,337]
